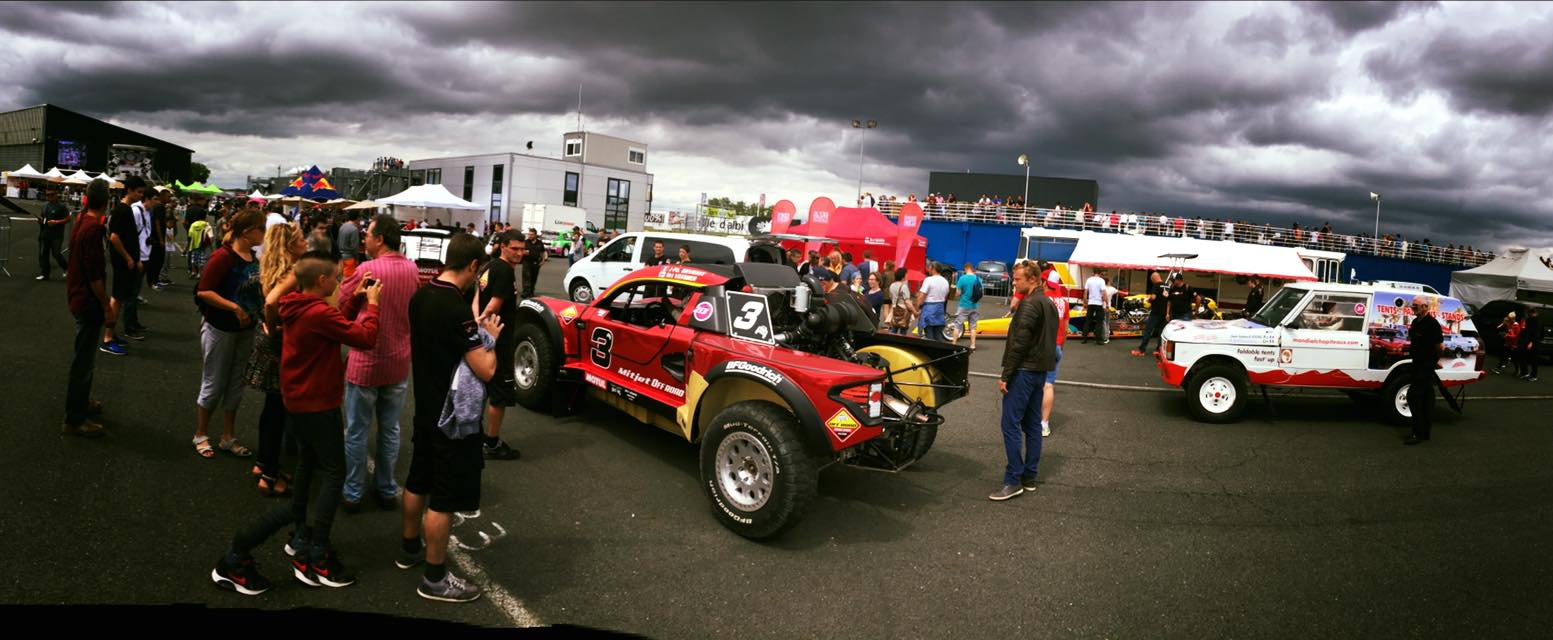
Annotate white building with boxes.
[408,131,653,231]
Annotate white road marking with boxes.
[968,370,1553,400]
[448,545,542,628]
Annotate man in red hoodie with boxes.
[212,251,381,596]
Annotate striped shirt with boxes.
[339,252,419,387]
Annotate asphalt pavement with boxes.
[2,213,1550,637]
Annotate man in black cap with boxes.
[1164,272,1193,322]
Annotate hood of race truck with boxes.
[1160,318,1279,347]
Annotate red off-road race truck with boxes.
[510,262,970,539]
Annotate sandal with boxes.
[218,438,253,458]
[257,474,291,497]
[193,435,215,459]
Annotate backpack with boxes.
[969,277,984,303]
[888,282,913,329]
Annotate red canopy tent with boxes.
[785,207,928,275]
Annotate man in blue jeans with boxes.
[336,215,420,512]
[991,263,1058,501]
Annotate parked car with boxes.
[973,260,1011,296]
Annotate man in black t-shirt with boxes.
[644,240,671,266]
[1244,277,1265,317]
[520,227,546,298]
[1404,295,1444,446]
[404,233,501,603]
[474,230,522,461]
[1164,272,1192,321]
[36,188,70,280]
[1132,271,1168,356]
[106,176,148,345]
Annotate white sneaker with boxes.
[1041,422,1051,437]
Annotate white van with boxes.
[563,231,755,303]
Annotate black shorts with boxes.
[486,343,518,407]
[405,420,485,513]
[111,266,136,300]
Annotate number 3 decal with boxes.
[732,300,763,331]
[590,327,614,368]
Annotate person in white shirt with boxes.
[1081,269,1109,344]
[916,265,952,341]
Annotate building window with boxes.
[410,169,426,186]
[424,168,441,184]
[606,178,631,231]
[565,138,582,157]
[491,164,504,224]
[628,148,645,165]
[462,166,474,201]
[564,171,580,207]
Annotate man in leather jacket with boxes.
[991,263,1058,501]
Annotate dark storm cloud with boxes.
[0,1,1547,251]
[1300,1,1438,35]
[1367,26,1553,118]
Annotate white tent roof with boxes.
[64,170,94,185]
[42,167,68,182]
[248,190,267,199]
[377,184,484,210]
[8,164,48,179]
[1448,248,1553,307]
[1066,231,1317,281]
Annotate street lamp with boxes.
[1370,191,1381,243]
[1017,154,1031,215]
[853,119,877,205]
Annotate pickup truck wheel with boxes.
[1381,375,1413,425]
[699,401,817,540]
[569,279,594,303]
[1186,364,1247,423]
[512,323,556,411]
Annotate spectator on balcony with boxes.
[1172,216,1186,237]
[859,192,876,208]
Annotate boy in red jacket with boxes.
[212,251,381,595]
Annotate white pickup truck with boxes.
[1158,282,1483,423]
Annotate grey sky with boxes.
[2,1,1548,251]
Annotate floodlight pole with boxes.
[853,119,876,206]
[1372,192,1381,243]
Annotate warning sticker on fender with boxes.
[827,408,861,442]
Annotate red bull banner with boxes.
[805,197,836,255]
[769,199,796,235]
[894,202,924,267]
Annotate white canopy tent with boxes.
[7,164,48,179]
[42,167,68,182]
[64,170,94,185]
[1066,231,1318,281]
[1448,248,1553,308]
[377,184,485,228]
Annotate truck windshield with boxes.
[1249,288,1305,327]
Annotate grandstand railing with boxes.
[870,200,1492,268]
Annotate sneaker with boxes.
[1021,477,1038,491]
[1530,377,1540,382]
[282,530,306,558]
[307,551,357,588]
[374,490,400,512]
[396,541,426,570]
[341,498,363,514]
[483,439,521,461]
[1041,422,1051,437]
[418,572,483,603]
[122,329,147,341]
[137,295,148,304]
[1130,349,1146,357]
[62,420,107,438]
[212,556,272,596]
[988,485,1024,501]
[291,557,320,587]
[98,341,127,356]
[34,275,46,281]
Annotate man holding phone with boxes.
[336,215,421,512]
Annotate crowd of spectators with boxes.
[861,193,1493,267]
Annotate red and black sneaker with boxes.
[291,557,320,588]
[306,551,357,588]
[211,555,272,596]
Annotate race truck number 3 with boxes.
[590,327,614,368]
[725,291,775,344]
